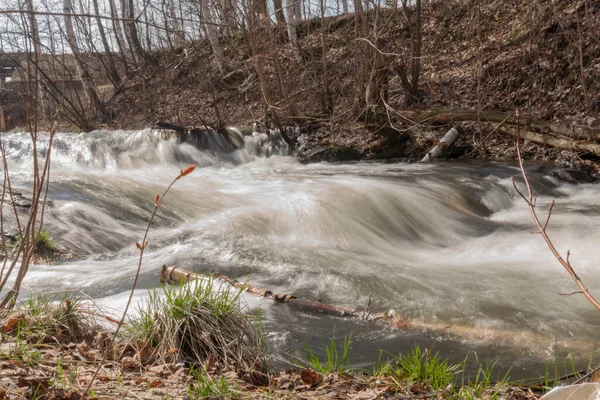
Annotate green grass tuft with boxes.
[188,366,237,398]
[125,276,262,369]
[395,346,461,391]
[303,333,352,375]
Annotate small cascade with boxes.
[169,123,295,157]
[1,124,298,172]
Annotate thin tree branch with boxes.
[513,110,600,312]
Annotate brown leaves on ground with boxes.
[0,315,544,400]
[301,368,323,387]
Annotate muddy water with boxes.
[2,129,600,378]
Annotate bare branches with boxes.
[512,110,600,312]
[82,164,197,399]
[0,9,137,23]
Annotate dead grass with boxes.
[1,292,101,343]
[124,277,263,371]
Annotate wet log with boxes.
[160,265,408,328]
[498,125,600,155]
[159,265,597,355]
[400,110,600,142]
[155,121,188,134]
[155,121,240,151]
[420,127,460,162]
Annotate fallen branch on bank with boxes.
[159,266,596,354]
[399,110,600,142]
[499,125,600,155]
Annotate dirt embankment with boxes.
[107,0,599,169]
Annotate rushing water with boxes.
[2,128,600,378]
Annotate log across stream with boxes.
[161,265,595,359]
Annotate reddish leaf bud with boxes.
[135,242,142,250]
[154,194,160,205]
[179,164,197,178]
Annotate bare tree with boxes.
[121,0,145,64]
[286,0,302,61]
[107,0,131,71]
[319,0,332,115]
[92,0,121,87]
[254,0,268,20]
[273,0,286,25]
[341,0,348,13]
[395,0,422,106]
[201,0,227,74]
[169,0,185,45]
[63,0,106,119]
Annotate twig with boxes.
[574,365,600,384]
[559,291,583,296]
[512,110,600,312]
[462,112,514,158]
[82,164,197,399]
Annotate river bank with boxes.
[97,0,600,170]
[0,286,548,400]
[3,1,599,172]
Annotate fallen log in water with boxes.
[155,121,241,151]
[160,265,408,329]
[159,265,595,355]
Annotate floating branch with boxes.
[160,265,408,329]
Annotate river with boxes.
[2,128,600,379]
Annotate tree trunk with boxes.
[143,5,152,51]
[273,0,286,25]
[254,0,268,21]
[243,0,281,126]
[121,0,146,64]
[286,0,302,61]
[25,0,42,57]
[107,0,130,72]
[160,264,595,354]
[421,127,460,162]
[63,0,105,120]
[409,0,422,104]
[201,0,227,74]
[92,0,121,87]
[219,0,238,35]
[341,0,348,13]
[353,0,369,108]
[169,0,185,45]
[399,109,600,142]
[25,0,45,119]
[320,0,332,115]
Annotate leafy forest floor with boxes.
[103,0,600,173]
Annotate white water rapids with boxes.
[2,128,600,377]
